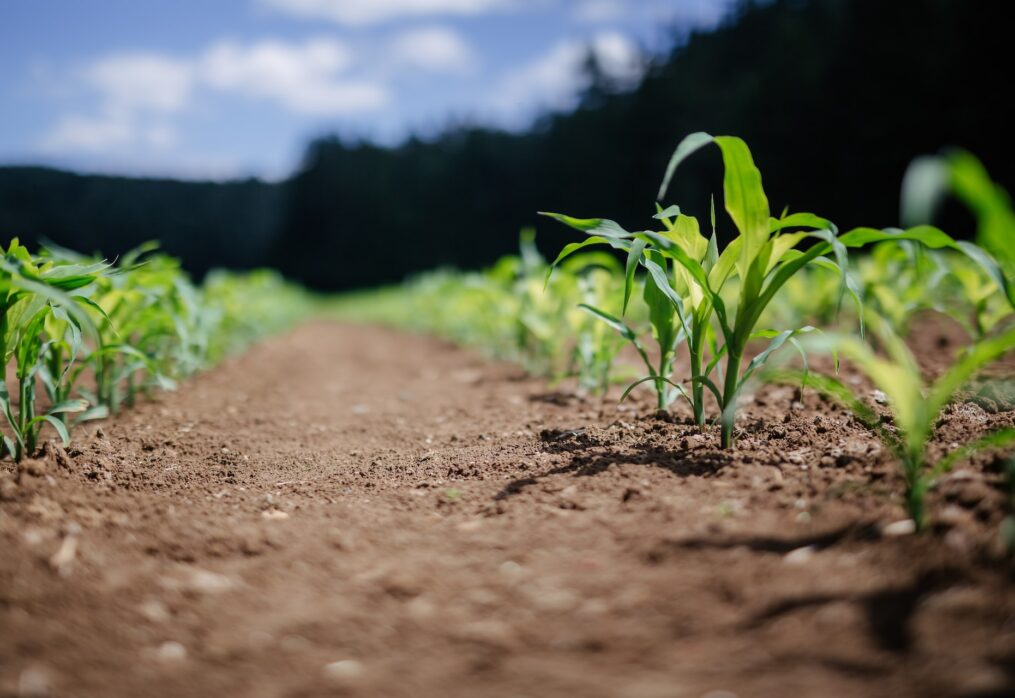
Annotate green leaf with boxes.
[620,375,689,404]
[657,131,714,201]
[653,204,681,221]
[740,326,817,387]
[2,435,17,459]
[32,414,71,446]
[642,255,678,352]
[768,212,835,233]
[707,237,741,292]
[928,324,1015,419]
[840,226,1012,306]
[947,150,1015,266]
[46,399,89,415]
[74,405,110,424]
[690,375,724,406]
[623,238,647,314]
[932,428,1015,478]
[544,235,631,287]
[537,212,632,239]
[714,135,771,279]
[577,303,637,342]
[807,327,926,455]
[900,155,949,227]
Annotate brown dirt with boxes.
[2,320,1014,698]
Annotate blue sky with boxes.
[0,0,733,180]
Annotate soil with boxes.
[2,319,1014,698]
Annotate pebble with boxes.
[882,519,916,537]
[157,641,187,663]
[323,659,364,682]
[49,534,79,578]
[140,599,172,623]
[17,664,52,697]
[783,545,817,565]
[499,560,525,580]
[261,509,290,520]
[180,568,235,594]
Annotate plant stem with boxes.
[689,348,704,427]
[720,348,744,449]
[18,375,33,459]
[656,352,670,411]
[905,453,927,531]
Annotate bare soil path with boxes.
[2,321,1013,698]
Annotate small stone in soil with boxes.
[783,545,817,565]
[18,664,53,697]
[323,659,364,682]
[157,641,187,662]
[882,519,916,537]
[140,599,172,622]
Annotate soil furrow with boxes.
[2,321,1013,698]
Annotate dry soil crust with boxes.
[1,321,1014,698]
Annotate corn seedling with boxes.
[568,256,626,395]
[781,316,1015,530]
[545,133,1014,448]
[0,240,110,459]
[3,239,313,461]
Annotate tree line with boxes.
[1,0,1009,290]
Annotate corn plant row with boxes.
[333,229,640,394]
[539,133,1015,528]
[347,134,1015,530]
[1,242,314,461]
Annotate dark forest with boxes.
[1,0,1009,290]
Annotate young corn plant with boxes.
[903,149,1015,274]
[784,316,1015,530]
[901,151,1015,338]
[567,256,626,395]
[0,240,105,460]
[539,218,687,411]
[544,134,853,443]
[544,133,1013,448]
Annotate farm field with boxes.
[4,2,1015,695]
[3,133,1015,698]
[1,318,1013,698]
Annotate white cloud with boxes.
[40,36,393,154]
[85,53,193,113]
[260,0,512,25]
[494,31,642,118]
[203,38,389,114]
[572,0,623,23]
[42,112,178,153]
[388,26,476,73]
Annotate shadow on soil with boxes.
[495,440,730,501]
[741,567,965,653]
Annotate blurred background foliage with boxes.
[1,0,1009,290]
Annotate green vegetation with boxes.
[776,317,1015,530]
[6,133,1013,533]
[332,231,631,393]
[542,133,1007,448]
[1,241,313,461]
[341,134,1014,531]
